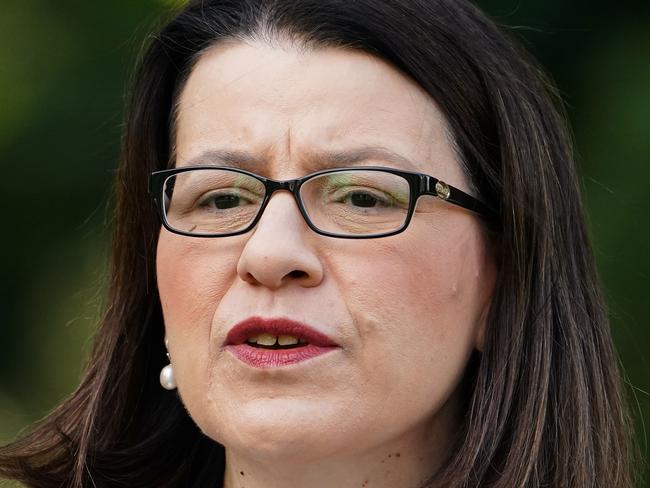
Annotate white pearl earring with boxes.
[160,337,177,390]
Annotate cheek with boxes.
[156,232,235,329]
[342,238,463,343]
[336,224,486,405]
[156,230,240,410]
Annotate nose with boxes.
[236,191,324,290]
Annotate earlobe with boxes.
[160,336,177,390]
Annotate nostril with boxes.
[288,270,308,279]
[243,272,259,285]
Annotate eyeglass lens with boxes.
[162,168,412,236]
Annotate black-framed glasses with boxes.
[148,166,494,239]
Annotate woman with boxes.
[0,0,636,486]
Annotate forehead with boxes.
[174,40,464,183]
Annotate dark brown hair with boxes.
[0,0,636,486]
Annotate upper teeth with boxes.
[247,334,306,346]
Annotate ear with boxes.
[473,244,497,353]
[474,298,490,352]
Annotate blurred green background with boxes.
[1,0,648,485]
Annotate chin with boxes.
[231,431,330,463]
[202,398,351,463]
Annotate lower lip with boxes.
[226,344,338,368]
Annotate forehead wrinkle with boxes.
[286,126,292,163]
[178,148,266,172]
[174,42,464,180]
[174,144,425,177]
[172,42,296,164]
[299,146,422,173]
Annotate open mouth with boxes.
[225,317,339,368]
[225,316,337,349]
[246,333,309,350]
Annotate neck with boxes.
[223,435,443,488]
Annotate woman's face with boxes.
[157,41,495,463]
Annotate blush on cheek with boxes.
[156,233,234,332]
[156,234,239,431]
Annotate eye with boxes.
[210,193,242,209]
[198,191,254,211]
[331,186,396,209]
[342,190,384,208]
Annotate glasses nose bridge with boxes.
[260,177,305,221]
[264,177,303,203]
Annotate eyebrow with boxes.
[182,150,266,171]
[181,146,421,174]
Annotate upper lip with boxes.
[224,316,339,347]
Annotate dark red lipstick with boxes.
[224,316,339,368]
